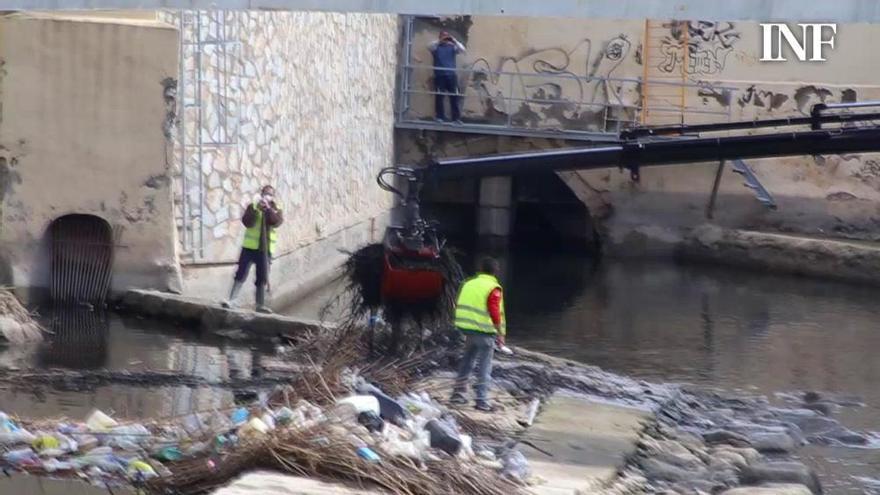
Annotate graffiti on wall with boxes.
[737,85,789,111]
[658,21,741,76]
[466,35,641,131]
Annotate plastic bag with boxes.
[378,427,430,461]
[357,411,385,433]
[0,412,20,432]
[127,459,158,480]
[400,393,443,420]
[355,382,408,425]
[85,410,118,431]
[106,424,151,449]
[0,430,36,446]
[337,395,381,415]
[501,450,531,483]
[3,447,38,466]
[239,418,269,438]
[425,418,462,455]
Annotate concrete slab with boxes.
[522,395,650,495]
[119,289,328,338]
[213,471,384,495]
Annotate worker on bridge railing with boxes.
[429,30,466,124]
[222,185,283,313]
[450,257,506,412]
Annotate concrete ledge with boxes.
[522,394,650,495]
[118,289,328,337]
[214,471,383,495]
[680,225,880,286]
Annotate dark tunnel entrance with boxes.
[48,214,114,305]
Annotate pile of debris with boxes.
[0,331,532,495]
[334,244,464,355]
[0,288,43,344]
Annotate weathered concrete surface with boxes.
[214,471,384,494]
[0,13,182,295]
[119,289,327,337]
[680,225,880,286]
[721,484,813,495]
[521,395,650,495]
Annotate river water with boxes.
[499,251,880,494]
[2,252,878,493]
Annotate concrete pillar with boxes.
[477,176,513,238]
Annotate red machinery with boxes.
[376,167,446,305]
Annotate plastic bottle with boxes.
[356,447,381,463]
[3,448,37,466]
[230,408,249,426]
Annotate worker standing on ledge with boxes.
[429,30,466,124]
[222,185,283,313]
[450,257,506,412]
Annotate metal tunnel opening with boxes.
[48,214,115,306]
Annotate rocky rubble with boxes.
[492,349,864,495]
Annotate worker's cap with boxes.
[439,30,452,40]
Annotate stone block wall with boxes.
[163,11,399,303]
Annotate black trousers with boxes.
[234,248,268,286]
[434,72,461,121]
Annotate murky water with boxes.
[0,311,271,421]
[499,252,880,494]
[0,311,277,493]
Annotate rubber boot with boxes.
[221,280,243,309]
[255,285,272,314]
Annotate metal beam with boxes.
[5,0,880,23]
[426,127,880,179]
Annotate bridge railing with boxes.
[397,63,735,139]
[396,16,735,140]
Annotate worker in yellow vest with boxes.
[450,257,506,412]
[222,185,283,313]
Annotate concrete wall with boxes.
[400,17,880,255]
[0,13,182,295]
[163,11,399,306]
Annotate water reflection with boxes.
[0,311,272,421]
[38,308,109,369]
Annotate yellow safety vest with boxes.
[454,274,506,336]
[242,202,279,254]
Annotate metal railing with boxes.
[396,63,735,139]
[396,15,734,140]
